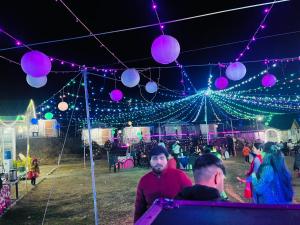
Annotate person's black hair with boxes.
[253,142,263,150]
[193,153,226,175]
[149,145,169,159]
[263,141,279,154]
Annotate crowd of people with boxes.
[133,140,295,223]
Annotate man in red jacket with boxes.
[134,146,192,223]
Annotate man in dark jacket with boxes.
[176,154,226,201]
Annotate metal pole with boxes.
[25,123,30,192]
[83,71,99,225]
[158,122,161,141]
[230,118,234,136]
[204,96,209,144]
[256,120,261,140]
[83,137,86,168]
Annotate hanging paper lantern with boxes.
[44,112,53,120]
[151,35,180,64]
[31,118,38,125]
[21,50,52,77]
[262,73,277,87]
[121,69,140,88]
[214,77,229,90]
[26,75,47,88]
[226,62,247,81]
[145,81,158,93]
[58,101,69,111]
[110,89,123,102]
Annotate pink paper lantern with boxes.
[110,89,123,102]
[58,101,69,111]
[215,77,229,90]
[151,35,180,64]
[21,50,52,77]
[262,73,277,87]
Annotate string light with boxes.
[235,1,276,61]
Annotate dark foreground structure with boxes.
[135,198,300,225]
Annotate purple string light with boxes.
[0,27,119,73]
[235,4,276,62]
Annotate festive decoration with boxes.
[21,51,52,77]
[145,81,158,93]
[262,73,277,87]
[128,121,132,126]
[110,89,123,102]
[44,112,54,120]
[26,75,47,88]
[214,77,229,90]
[121,69,140,88]
[235,5,275,62]
[151,35,180,64]
[58,101,69,111]
[31,118,38,125]
[226,62,247,81]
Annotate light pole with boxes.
[256,116,264,141]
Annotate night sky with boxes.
[0,0,299,115]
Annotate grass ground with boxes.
[1,156,300,225]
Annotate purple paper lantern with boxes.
[110,89,123,102]
[21,50,52,77]
[226,62,247,81]
[262,73,277,87]
[215,77,229,90]
[151,35,180,64]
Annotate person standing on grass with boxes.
[134,146,192,222]
[252,142,293,204]
[242,144,251,163]
[30,158,40,186]
[226,135,235,157]
[172,140,181,168]
[237,143,263,202]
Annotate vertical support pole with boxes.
[83,71,99,225]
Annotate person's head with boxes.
[149,146,169,174]
[193,154,226,193]
[252,143,262,155]
[32,158,38,165]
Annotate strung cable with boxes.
[0,0,290,52]
[36,72,82,110]
[41,74,83,225]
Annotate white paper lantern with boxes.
[226,62,247,81]
[58,101,69,111]
[145,81,158,93]
[121,68,140,88]
[26,75,47,88]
